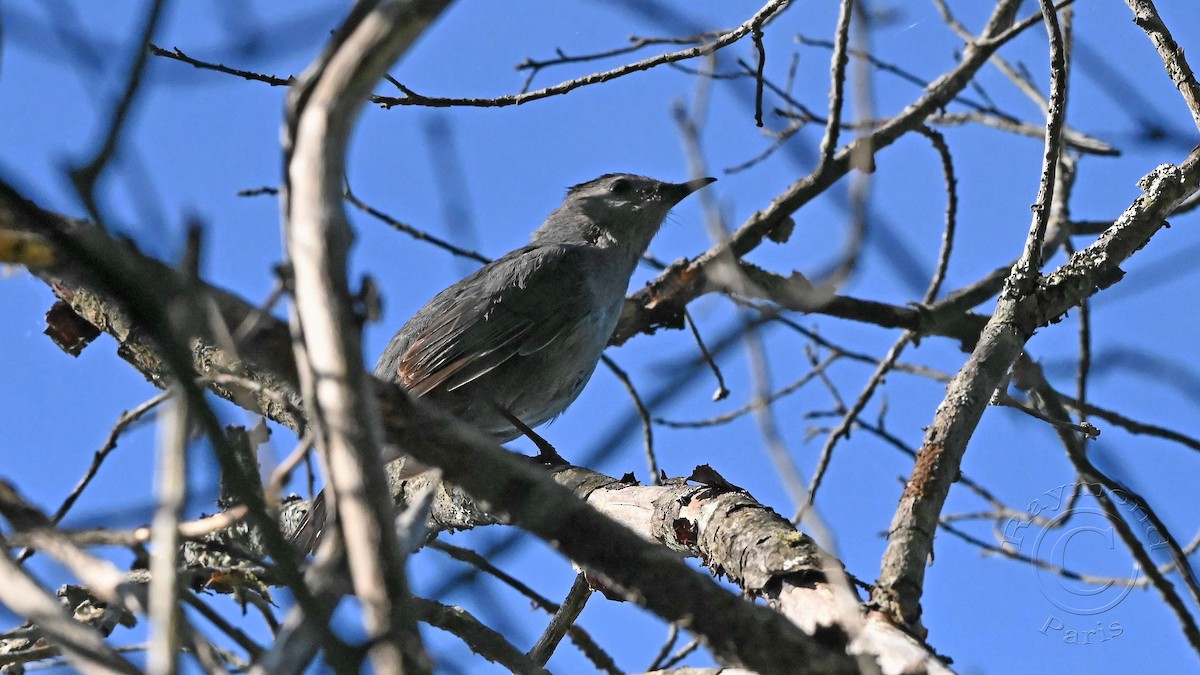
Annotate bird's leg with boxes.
[491,403,567,467]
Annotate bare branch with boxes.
[281,1,452,671]
[528,574,592,666]
[148,390,189,674]
[874,137,1200,634]
[68,0,166,227]
[1124,0,1200,131]
[0,546,140,675]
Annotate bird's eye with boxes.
[609,178,631,194]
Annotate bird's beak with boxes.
[662,176,717,204]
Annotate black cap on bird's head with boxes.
[533,173,716,256]
[566,173,716,203]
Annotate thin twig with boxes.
[655,353,839,429]
[752,26,766,126]
[1015,355,1200,654]
[657,638,702,670]
[1124,0,1200,131]
[515,34,718,94]
[17,391,170,563]
[429,541,619,674]
[415,598,548,674]
[150,44,294,86]
[647,624,680,671]
[818,0,854,163]
[1058,395,1200,454]
[683,310,729,401]
[154,2,798,111]
[799,333,912,520]
[344,185,491,264]
[69,0,167,227]
[266,434,315,500]
[993,389,1099,438]
[528,574,592,666]
[600,356,658,483]
[181,593,264,661]
[914,126,959,304]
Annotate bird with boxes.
[292,173,715,552]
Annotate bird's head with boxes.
[532,173,716,260]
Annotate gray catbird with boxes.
[293,173,715,551]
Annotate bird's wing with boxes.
[384,245,593,397]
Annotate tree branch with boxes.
[280,1,450,671]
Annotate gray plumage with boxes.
[293,173,714,551]
[377,174,715,438]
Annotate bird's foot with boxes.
[492,402,569,468]
[531,440,568,468]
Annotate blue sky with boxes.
[3,1,1200,673]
